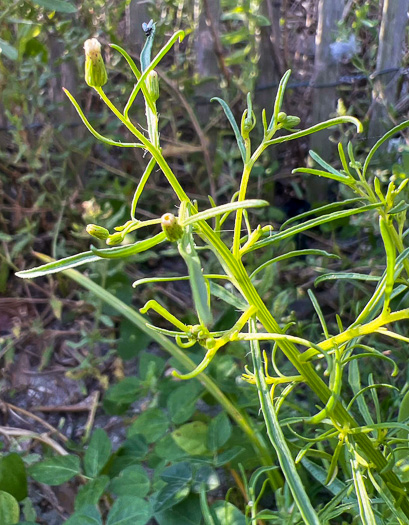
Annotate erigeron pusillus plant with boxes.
[16,24,409,524]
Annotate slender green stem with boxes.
[94,87,188,202]
[249,319,320,525]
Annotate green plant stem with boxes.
[195,219,409,518]
[35,254,283,490]
[249,319,320,525]
[95,87,188,203]
[83,86,409,514]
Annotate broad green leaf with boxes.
[118,320,152,360]
[0,491,19,524]
[211,501,246,525]
[172,422,209,456]
[0,453,27,501]
[211,97,246,162]
[0,38,18,60]
[167,379,203,425]
[214,446,244,467]
[103,377,143,415]
[109,466,150,498]
[107,496,152,525]
[84,429,112,478]
[110,436,149,477]
[28,455,81,485]
[161,462,193,485]
[32,0,77,12]
[152,482,190,513]
[192,465,220,493]
[127,408,169,443]
[75,476,109,511]
[155,435,187,462]
[155,495,202,525]
[65,505,102,525]
[207,412,232,452]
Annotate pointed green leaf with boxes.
[211,97,246,162]
[90,232,166,259]
[84,429,112,478]
[16,251,101,278]
[183,200,269,227]
[107,496,152,525]
[32,0,77,13]
[28,455,81,485]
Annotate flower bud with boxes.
[106,232,124,245]
[146,70,159,102]
[86,223,109,240]
[161,213,183,242]
[84,38,107,88]
[277,111,287,123]
[283,115,301,129]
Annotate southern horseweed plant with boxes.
[16,25,409,523]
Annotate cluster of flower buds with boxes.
[277,111,301,130]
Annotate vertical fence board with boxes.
[368,0,409,144]
[308,0,345,204]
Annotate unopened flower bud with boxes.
[84,38,107,88]
[283,115,301,129]
[106,232,124,245]
[161,213,183,242]
[86,223,109,240]
[146,70,159,102]
[277,111,287,123]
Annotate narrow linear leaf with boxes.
[315,272,381,286]
[265,116,363,146]
[251,249,339,279]
[293,167,354,184]
[183,200,269,227]
[211,97,246,162]
[91,232,167,259]
[309,149,350,179]
[363,119,409,178]
[249,203,380,252]
[281,198,364,230]
[250,320,320,525]
[0,38,18,60]
[32,0,77,13]
[16,251,101,278]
